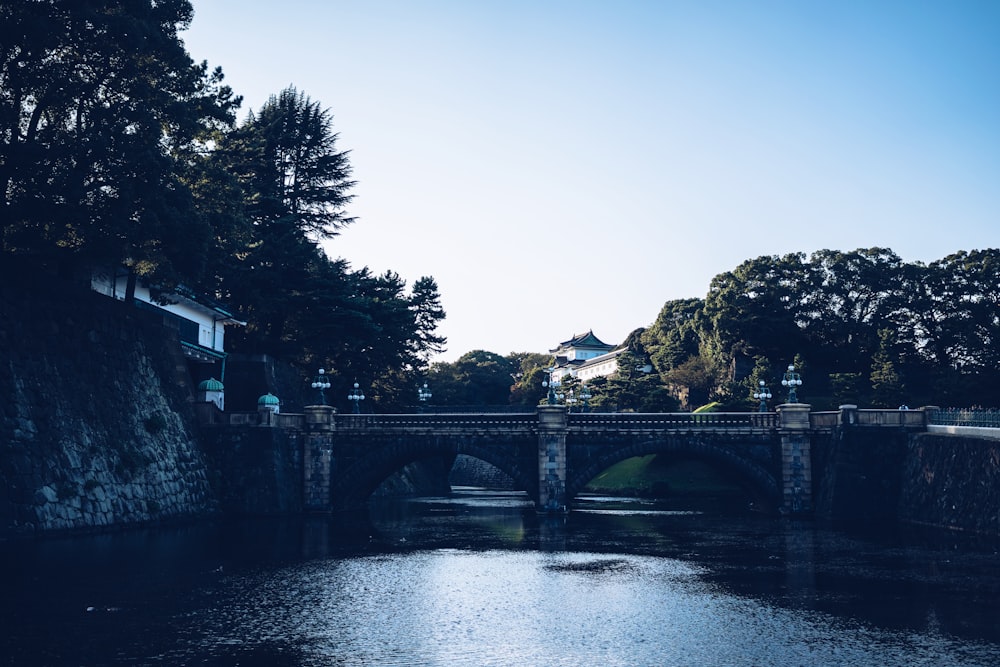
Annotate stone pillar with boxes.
[303,405,336,511]
[777,403,812,514]
[839,404,858,426]
[537,405,568,513]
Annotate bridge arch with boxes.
[566,435,781,507]
[331,435,538,510]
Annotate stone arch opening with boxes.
[331,437,537,510]
[449,454,517,491]
[566,437,781,509]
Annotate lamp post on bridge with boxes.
[311,368,331,405]
[348,381,365,414]
[542,367,564,405]
[753,379,772,412]
[781,364,803,403]
[417,382,432,412]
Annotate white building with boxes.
[550,331,616,382]
[549,330,652,384]
[575,348,630,382]
[91,269,244,363]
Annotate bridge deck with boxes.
[213,408,930,433]
[330,412,785,435]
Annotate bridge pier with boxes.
[537,405,568,513]
[777,403,812,514]
[303,405,336,511]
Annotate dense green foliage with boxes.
[424,340,679,413]
[1,1,445,408]
[641,248,1000,409]
[1,0,238,285]
[425,247,1000,412]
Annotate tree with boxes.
[869,329,905,408]
[634,376,680,412]
[508,353,554,407]
[829,372,866,407]
[933,250,1000,373]
[701,253,810,372]
[210,86,357,354]
[428,350,516,407]
[663,356,722,410]
[641,298,704,372]
[230,86,355,240]
[0,0,239,287]
[602,349,645,411]
[408,276,447,364]
[798,248,908,375]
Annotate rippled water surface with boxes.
[4,490,1000,666]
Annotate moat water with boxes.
[3,489,1000,666]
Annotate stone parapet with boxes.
[537,405,568,430]
[304,405,337,432]
[777,403,812,430]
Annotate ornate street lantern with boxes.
[348,381,365,414]
[542,367,561,405]
[417,382,432,411]
[781,364,803,403]
[753,379,772,412]
[311,368,331,405]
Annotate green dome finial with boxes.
[198,377,224,392]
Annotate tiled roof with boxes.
[550,329,614,353]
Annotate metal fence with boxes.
[335,413,539,431]
[928,408,1000,428]
[569,412,779,430]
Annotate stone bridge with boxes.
[216,403,930,514]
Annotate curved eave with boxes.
[181,341,227,362]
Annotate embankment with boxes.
[0,279,215,537]
[816,426,1000,535]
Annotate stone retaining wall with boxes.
[815,426,1000,535]
[0,280,217,536]
[899,433,1000,535]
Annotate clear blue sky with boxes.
[182,1,999,362]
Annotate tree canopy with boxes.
[1,2,446,410]
[1,0,239,286]
[642,248,1000,409]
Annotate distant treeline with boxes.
[428,248,1000,412]
[640,247,1000,410]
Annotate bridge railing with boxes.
[928,408,1000,428]
[855,409,927,427]
[568,412,779,430]
[811,408,928,429]
[333,413,539,431]
[809,411,840,428]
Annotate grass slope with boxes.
[585,455,746,498]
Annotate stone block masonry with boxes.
[0,279,217,536]
[537,406,569,512]
[899,433,1000,535]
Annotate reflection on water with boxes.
[3,489,1000,666]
